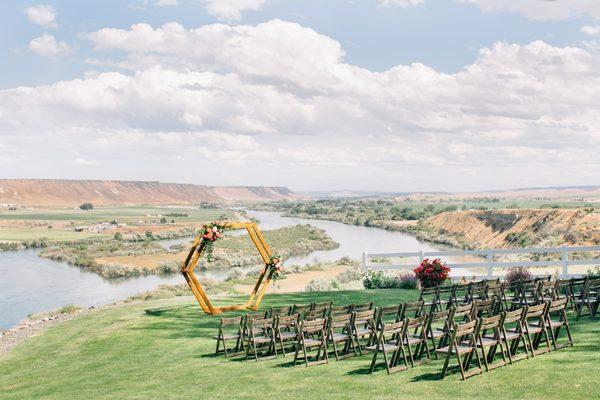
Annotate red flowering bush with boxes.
[414,258,451,288]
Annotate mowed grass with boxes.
[1,290,599,400]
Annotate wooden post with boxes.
[362,252,368,271]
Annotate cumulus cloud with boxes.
[3,20,600,190]
[25,4,58,28]
[202,0,265,21]
[28,34,73,57]
[582,25,600,36]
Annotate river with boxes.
[0,210,458,329]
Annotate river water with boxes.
[0,210,458,329]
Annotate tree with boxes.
[79,202,94,210]
[160,217,167,224]
[145,230,154,240]
[114,232,123,241]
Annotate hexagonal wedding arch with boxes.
[181,221,277,315]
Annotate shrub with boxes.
[395,272,418,289]
[160,217,167,224]
[336,268,362,284]
[79,202,94,210]
[505,267,532,285]
[113,232,123,241]
[305,279,334,292]
[225,267,244,281]
[414,258,450,288]
[362,270,418,289]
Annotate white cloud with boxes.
[457,0,600,21]
[202,0,265,21]
[25,4,58,28]
[156,0,178,6]
[379,0,425,8]
[28,34,73,57]
[582,25,600,36]
[3,20,600,191]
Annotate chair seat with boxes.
[428,330,446,339]
[435,344,474,355]
[365,343,399,352]
[252,336,272,344]
[404,335,425,345]
[278,332,297,340]
[303,338,324,347]
[504,330,522,340]
[473,337,499,347]
[355,328,373,337]
[524,324,543,334]
[214,334,239,340]
[331,333,350,341]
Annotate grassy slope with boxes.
[1,290,598,400]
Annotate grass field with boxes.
[0,228,108,242]
[1,290,598,400]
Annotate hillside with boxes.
[421,208,600,249]
[0,180,299,207]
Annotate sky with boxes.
[1,0,600,192]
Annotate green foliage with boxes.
[145,230,154,240]
[362,270,417,289]
[113,232,123,241]
[79,202,94,210]
[159,217,168,224]
[587,265,600,277]
[505,232,531,247]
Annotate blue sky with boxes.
[1,1,600,192]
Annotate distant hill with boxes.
[0,180,299,207]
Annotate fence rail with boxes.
[361,245,600,278]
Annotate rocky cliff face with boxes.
[0,179,299,206]
[423,209,600,249]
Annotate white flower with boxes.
[212,226,218,233]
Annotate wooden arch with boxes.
[181,221,275,315]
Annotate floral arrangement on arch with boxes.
[200,222,226,261]
[266,254,284,281]
[414,258,451,288]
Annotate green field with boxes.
[0,228,108,242]
[1,290,598,400]
[0,207,235,224]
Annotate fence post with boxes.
[561,247,568,278]
[486,250,493,279]
[362,252,368,271]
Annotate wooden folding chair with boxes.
[245,317,277,362]
[365,320,409,375]
[543,298,573,350]
[536,280,558,303]
[402,315,431,367]
[437,285,453,310]
[305,307,329,321]
[242,311,269,342]
[399,300,425,320]
[214,315,245,358]
[425,309,452,358]
[326,313,357,360]
[351,309,377,355]
[523,302,552,356]
[353,301,374,312]
[435,319,483,380]
[330,304,354,317]
[501,307,530,363]
[473,314,507,372]
[574,278,599,320]
[376,305,402,330]
[466,280,487,303]
[293,318,328,367]
[471,299,497,319]
[418,286,440,313]
[274,313,300,357]
[450,303,474,323]
[450,283,470,307]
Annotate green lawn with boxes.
[1,290,598,399]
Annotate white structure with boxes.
[362,245,600,279]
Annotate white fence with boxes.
[361,245,600,279]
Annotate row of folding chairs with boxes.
[419,276,600,320]
[370,298,573,379]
